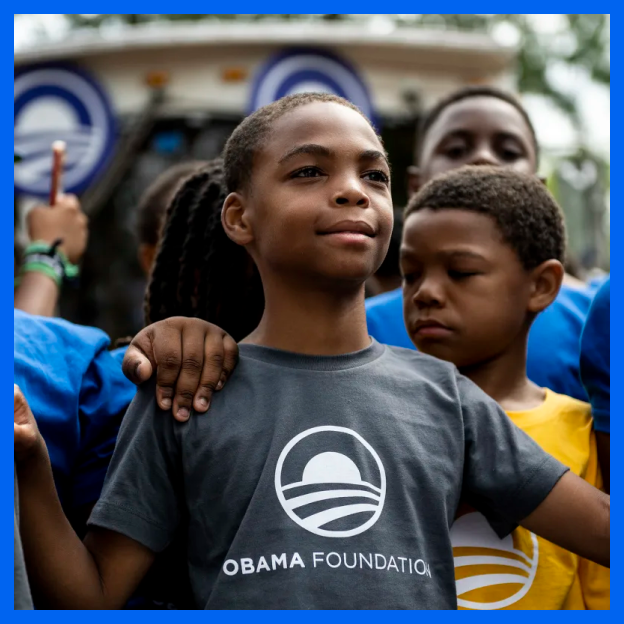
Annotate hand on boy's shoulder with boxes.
[122,317,239,422]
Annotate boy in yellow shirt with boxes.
[400,165,609,610]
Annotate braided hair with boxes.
[144,158,264,341]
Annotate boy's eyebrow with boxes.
[439,128,525,144]
[360,149,391,170]
[278,143,333,164]
[399,248,487,262]
[445,250,487,261]
[278,144,390,169]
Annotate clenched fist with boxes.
[27,194,89,264]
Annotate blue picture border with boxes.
[7,5,616,618]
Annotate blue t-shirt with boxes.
[580,278,610,433]
[365,283,597,402]
[14,310,136,509]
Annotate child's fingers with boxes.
[190,330,227,414]
[216,334,239,392]
[171,322,208,421]
[122,342,154,385]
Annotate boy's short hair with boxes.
[415,86,540,165]
[223,93,378,194]
[404,166,565,270]
[136,162,206,246]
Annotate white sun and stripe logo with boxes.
[451,512,539,609]
[274,426,539,609]
[275,426,386,538]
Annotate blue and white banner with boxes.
[14,64,116,196]
[249,48,375,123]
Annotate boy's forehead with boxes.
[401,209,502,251]
[267,102,384,155]
[422,97,532,147]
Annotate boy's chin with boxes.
[315,263,378,287]
[412,339,465,367]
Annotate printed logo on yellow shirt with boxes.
[451,511,539,610]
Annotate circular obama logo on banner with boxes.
[14,64,116,196]
[249,48,375,123]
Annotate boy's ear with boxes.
[407,166,423,199]
[222,192,254,246]
[527,259,564,314]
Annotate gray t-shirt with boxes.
[89,340,568,609]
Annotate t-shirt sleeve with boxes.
[88,379,183,553]
[457,372,569,538]
[580,278,610,434]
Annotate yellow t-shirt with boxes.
[452,390,609,610]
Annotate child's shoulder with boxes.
[543,389,592,425]
[380,343,460,382]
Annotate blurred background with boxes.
[14,14,610,341]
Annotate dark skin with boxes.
[403,95,605,470]
[223,102,393,355]
[126,94,607,480]
[398,208,609,564]
[400,208,563,411]
[407,96,537,194]
[15,99,610,608]
[14,101,394,609]
[130,95,577,410]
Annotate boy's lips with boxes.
[412,319,452,338]
[318,220,376,237]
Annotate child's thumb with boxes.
[13,385,33,426]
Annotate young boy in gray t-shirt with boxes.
[15,94,609,610]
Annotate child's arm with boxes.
[15,385,154,609]
[457,373,609,569]
[519,471,609,568]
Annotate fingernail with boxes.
[134,362,142,378]
[177,407,190,421]
[161,397,172,409]
[216,380,224,391]
[198,397,209,410]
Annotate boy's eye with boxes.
[401,270,420,284]
[363,170,390,184]
[443,141,468,159]
[448,270,478,280]
[291,166,323,178]
[498,140,525,162]
[501,150,522,162]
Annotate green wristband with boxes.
[17,261,63,287]
[22,241,80,280]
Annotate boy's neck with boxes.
[242,278,370,356]
[458,336,545,412]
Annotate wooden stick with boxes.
[49,141,66,206]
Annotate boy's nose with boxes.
[468,145,499,167]
[333,182,370,208]
[413,279,444,308]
